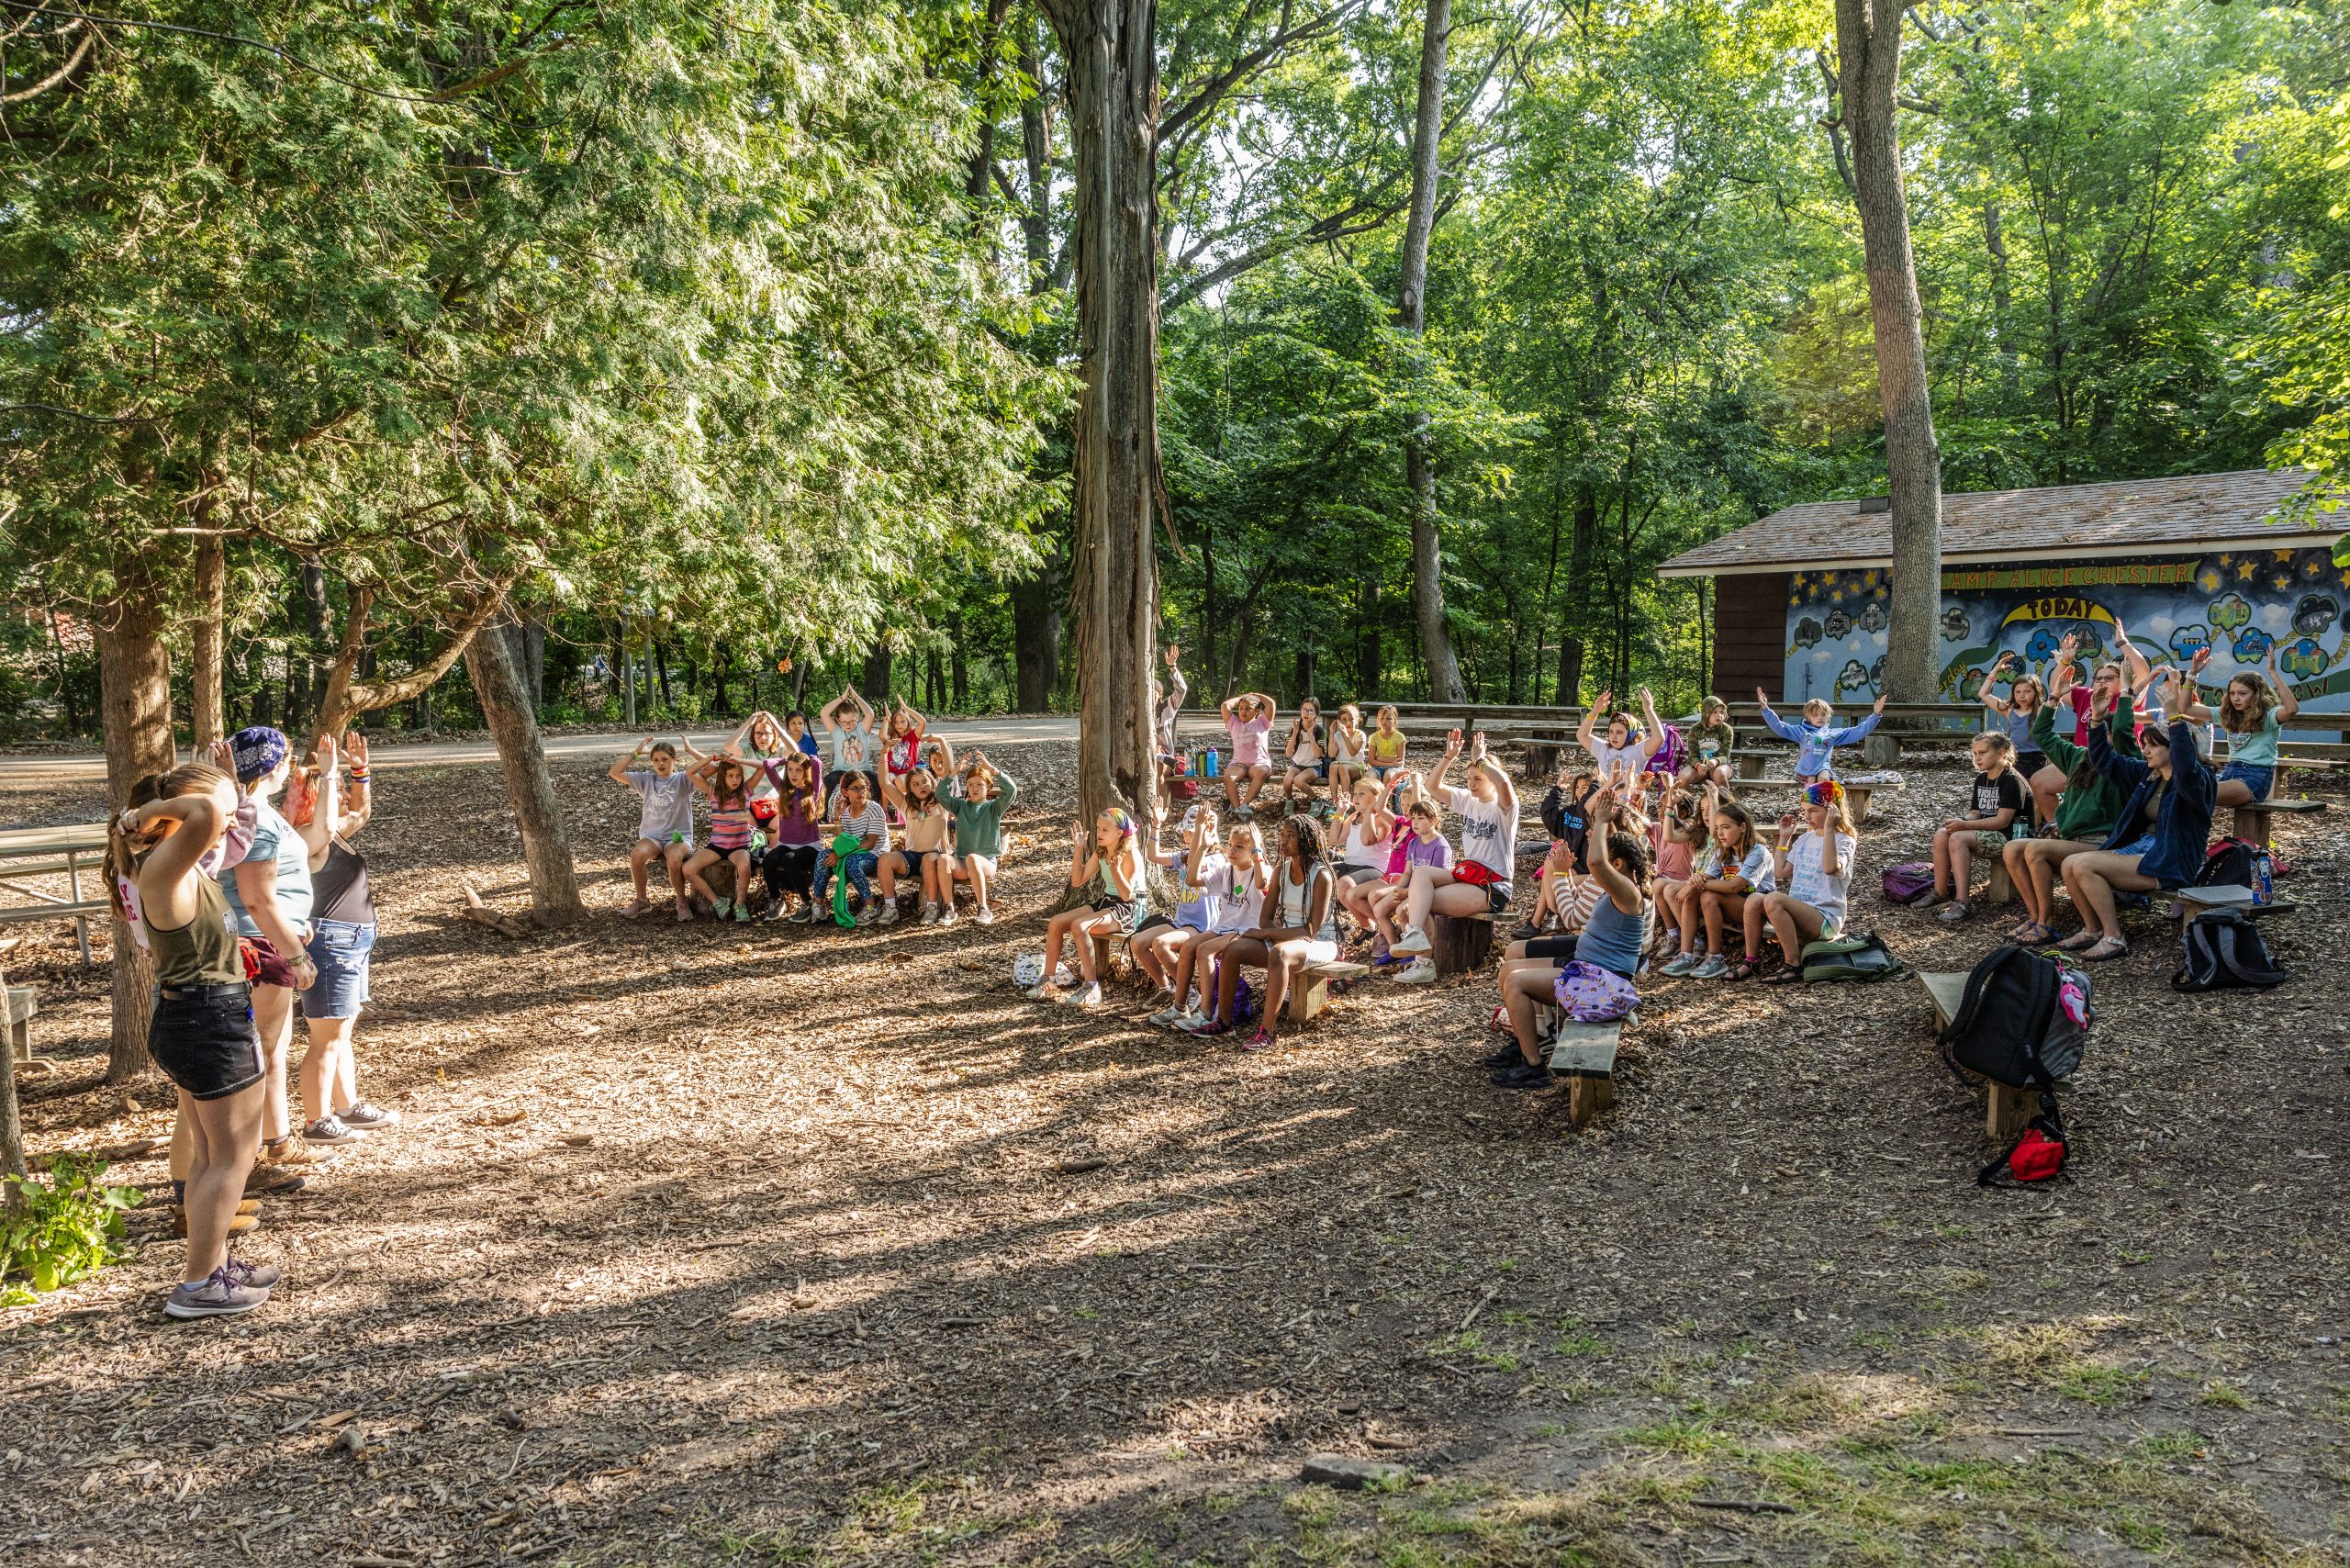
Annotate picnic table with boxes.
[0,823,110,965]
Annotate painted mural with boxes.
[1780,547,2350,716]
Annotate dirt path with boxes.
[2,745,2346,1566]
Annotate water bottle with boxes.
[2253,849,2272,907]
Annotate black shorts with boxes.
[1132,912,1176,936]
[1482,883,1514,914]
[1520,935,1582,962]
[149,983,264,1102]
[2016,750,2048,778]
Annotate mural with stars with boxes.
[1781,547,2350,715]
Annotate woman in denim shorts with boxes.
[109,760,290,1319]
[294,734,401,1145]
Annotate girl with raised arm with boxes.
[2181,646,2299,808]
[1280,697,1328,813]
[1742,781,1857,982]
[291,733,399,1145]
[1574,689,1656,789]
[2000,655,2137,946]
[934,738,1015,924]
[1220,690,1279,815]
[682,754,760,923]
[2055,665,2216,962]
[821,684,879,809]
[1978,655,2057,825]
[1486,785,1651,1089]
[1389,730,1518,983]
[1030,809,1150,1006]
[108,762,286,1318]
[610,736,699,918]
[1753,686,1888,783]
[760,750,827,923]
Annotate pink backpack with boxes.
[1553,960,1637,1022]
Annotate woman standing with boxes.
[294,734,401,1145]
[108,761,285,1318]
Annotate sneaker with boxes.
[1659,952,1704,978]
[1393,924,1432,955]
[1481,1040,1524,1069]
[1393,957,1438,985]
[1024,981,1062,1002]
[712,898,733,920]
[338,1102,400,1131]
[1071,982,1103,1006]
[973,906,996,925]
[1489,1061,1554,1091]
[1182,1014,1231,1036]
[733,902,753,924]
[919,902,939,925]
[1146,1006,1186,1027]
[855,904,878,927]
[1692,954,1729,980]
[222,1257,283,1291]
[302,1114,363,1145]
[163,1265,272,1319]
[243,1166,306,1198]
[762,902,788,923]
[789,903,817,924]
[1241,1029,1275,1052]
[675,903,694,923]
[937,906,958,928]
[878,902,901,926]
[1937,900,1971,924]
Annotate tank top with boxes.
[149,876,245,988]
[310,838,376,924]
[1272,861,1337,942]
[1577,893,1651,979]
[1340,817,1389,867]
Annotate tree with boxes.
[1833,0,1942,704]
[1397,0,1467,702]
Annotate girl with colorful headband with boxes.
[1737,780,1858,981]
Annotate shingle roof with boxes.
[1658,468,2334,577]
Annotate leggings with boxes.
[763,844,819,900]
[814,850,878,904]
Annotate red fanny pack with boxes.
[749,797,779,824]
[1455,859,1504,889]
[1981,1110,2069,1186]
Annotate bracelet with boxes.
[349,768,371,781]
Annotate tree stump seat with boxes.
[2230,796,2325,845]
[1429,912,1495,976]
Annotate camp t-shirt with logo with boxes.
[1443,784,1516,883]
[1971,769,2026,831]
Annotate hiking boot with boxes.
[163,1265,273,1320]
[243,1165,306,1198]
[263,1137,331,1170]
[338,1102,400,1131]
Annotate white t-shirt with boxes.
[1786,831,1856,925]
[1444,784,1516,879]
[1208,859,1268,935]
[832,723,877,772]
[1586,737,1646,783]
[1177,850,1229,930]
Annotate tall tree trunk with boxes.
[1837,0,1942,703]
[949,613,970,710]
[1356,575,1381,697]
[0,958,21,1186]
[463,623,583,926]
[1053,0,1164,828]
[190,532,226,749]
[517,615,544,713]
[1397,0,1465,703]
[1012,566,1063,710]
[654,641,672,711]
[860,640,892,703]
[293,554,331,734]
[711,644,730,716]
[95,580,174,1083]
[1555,484,1597,706]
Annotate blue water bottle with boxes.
[2253,849,2272,907]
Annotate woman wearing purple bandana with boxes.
[218,727,327,1178]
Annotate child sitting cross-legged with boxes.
[1486,786,1651,1091]
[1030,809,1150,1006]
[1183,813,1339,1051]
[1925,731,2026,923]
[1740,781,1858,982]
[1156,818,1272,1030]
[1657,784,1771,979]
[812,771,890,925]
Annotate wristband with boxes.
[349,768,371,781]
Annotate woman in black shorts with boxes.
[109,761,289,1319]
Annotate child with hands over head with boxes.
[610,736,699,919]
[1741,781,1856,981]
[2054,663,2216,964]
[1387,731,1517,984]
[1488,785,1652,1089]
[2180,645,2299,808]
[1031,808,1151,1007]
[1220,690,1280,815]
[934,738,1014,924]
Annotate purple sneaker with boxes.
[164,1264,273,1320]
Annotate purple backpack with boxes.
[1883,861,1936,905]
[1644,723,1686,777]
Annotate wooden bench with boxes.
[1920,970,2037,1141]
[1724,777,1902,826]
[2230,795,2326,845]
[5,984,50,1078]
[1545,1016,1623,1129]
[1289,960,1370,1024]
[2165,884,2300,923]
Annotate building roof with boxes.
[1658,468,2335,577]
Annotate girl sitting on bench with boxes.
[1658,786,1770,979]
[1753,688,1888,783]
[1683,697,1737,790]
[2002,660,2137,946]
[1740,780,1856,981]
[1330,776,1397,931]
[1030,808,1150,1006]
[1186,814,1338,1051]
[1154,816,1270,1030]
[2055,666,2215,962]
[1978,654,2060,826]
[2180,646,2298,808]
[1487,786,1651,1090]
[1388,731,1518,983]
[1924,731,2027,924]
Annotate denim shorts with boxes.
[301,920,376,1020]
[2110,833,2155,860]
[2219,761,2273,800]
[150,983,264,1101]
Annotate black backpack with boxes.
[2171,911,2288,992]
[2189,837,2258,891]
[1937,945,2092,1092]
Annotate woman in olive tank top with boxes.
[108,760,284,1320]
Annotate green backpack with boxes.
[1800,931,1901,982]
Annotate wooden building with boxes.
[1659,469,2349,722]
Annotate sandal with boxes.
[2013,922,2056,945]
[2055,929,2101,951]
[1724,958,1761,982]
[2082,935,2129,962]
[1761,965,1806,985]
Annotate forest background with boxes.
[4,0,2346,745]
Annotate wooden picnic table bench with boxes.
[1084,930,1371,1025]
[1546,1016,1624,1129]
[1721,775,1904,826]
[0,823,109,965]
[2229,794,2326,845]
